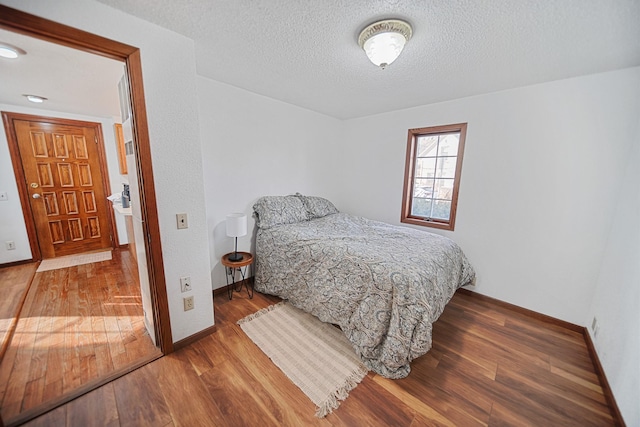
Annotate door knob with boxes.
[32,193,41,199]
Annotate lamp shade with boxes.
[226,213,247,238]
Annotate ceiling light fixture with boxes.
[24,94,47,103]
[358,19,412,69]
[0,46,18,59]
[0,43,26,59]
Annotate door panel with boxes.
[14,119,112,258]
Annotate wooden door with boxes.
[10,117,113,258]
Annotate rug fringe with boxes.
[237,301,285,325]
[314,364,369,418]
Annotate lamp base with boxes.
[228,252,244,262]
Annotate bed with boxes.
[253,194,475,379]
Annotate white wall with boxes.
[2,0,214,342]
[331,69,640,424]
[0,103,128,263]
[328,68,640,326]
[197,77,343,289]
[586,117,640,426]
[0,106,31,263]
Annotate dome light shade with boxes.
[358,19,412,69]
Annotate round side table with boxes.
[221,252,254,300]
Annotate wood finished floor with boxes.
[0,263,38,361]
[19,288,616,427]
[0,249,158,425]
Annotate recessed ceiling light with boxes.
[0,46,18,59]
[23,94,47,103]
[0,43,26,59]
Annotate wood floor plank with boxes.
[503,318,593,367]
[0,343,18,403]
[446,298,507,328]
[488,401,540,427]
[332,377,415,427]
[65,382,119,427]
[178,337,219,376]
[77,266,98,384]
[428,353,497,418]
[437,314,553,371]
[550,358,602,391]
[512,354,607,405]
[430,320,502,378]
[149,352,229,427]
[1,298,40,418]
[199,356,281,426]
[16,289,618,427]
[20,405,65,427]
[210,323,326,426]
[0,249,157,423]
[43,271,68,404]
[495,363,613,426]
[63,266,82,394]
[0,263,38,361]
[371,375,470,427]
[112,364,173,426]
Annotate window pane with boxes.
[435,156,457,178]
[438,134,459,156]
[402,123,467,230]
[417,136,438,157]
[413,178,434,198]
[411,197,432,217]
[432,200,451,220]
[433,178,454,200]
[415,157,436,178]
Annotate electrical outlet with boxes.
[0,192,8,201]
[176,213,188,229]
[180,276,192,292]
[183,296,194,311]
[6,241,15,250]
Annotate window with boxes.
[401,123,468,231]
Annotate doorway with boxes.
[0,4,173,426]
[3,113,116,259]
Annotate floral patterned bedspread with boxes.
[254,212,476,379]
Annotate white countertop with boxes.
[112,202,132,216]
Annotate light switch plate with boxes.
[0,192,8,201]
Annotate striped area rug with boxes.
[238,302,368,418]
[36,250,112,272]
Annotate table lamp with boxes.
[226,213,247,261]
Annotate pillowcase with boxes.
[253,195,309,229]
[297,194,339,219]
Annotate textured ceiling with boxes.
[95,0,640,119]
[1,1,638,120]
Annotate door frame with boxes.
[2,113,119,260]
[0,6,173,358]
